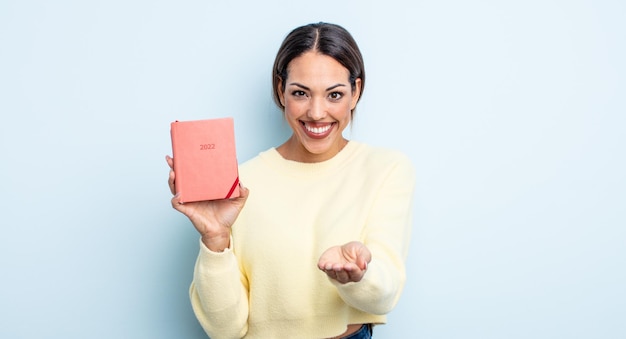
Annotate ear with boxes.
[277,77,286,108]
[350,78,362,110]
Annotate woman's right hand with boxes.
[166,155,249,252]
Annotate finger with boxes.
[334,268,350,284]
[345,263,365,282]
[324,269,338,280]
[165,155,174,169]
[171,193,183,210]
[347,270,365,283]
[324,263,337,271]
[168,169,176,195]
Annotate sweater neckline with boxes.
[261,141,363,177]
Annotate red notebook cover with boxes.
[170,118,240,203]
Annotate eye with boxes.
[329,92,344,101]
[292,90,306,97]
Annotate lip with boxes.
[300,121,335,139]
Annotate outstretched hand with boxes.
[318,241,372,284]
[166,155,249,252]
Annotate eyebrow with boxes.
[289,82,347,91]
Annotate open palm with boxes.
[318,241,372,284]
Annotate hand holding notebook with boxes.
[166,117,248,252]
[166,154,249,251]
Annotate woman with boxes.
[166,22,415,339]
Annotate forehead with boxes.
[287,52,350,84]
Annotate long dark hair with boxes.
[272,22,365,116]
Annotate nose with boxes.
[307,97,327,120]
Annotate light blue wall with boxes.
[1,1,624,338]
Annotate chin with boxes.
[303,140,337,156]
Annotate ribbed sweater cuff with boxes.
[197,236,236,271]
[330,259,397,315]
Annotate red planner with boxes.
[170,118,240,203]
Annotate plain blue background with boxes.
[1,0,624,338]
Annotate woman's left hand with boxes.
[318,241,372,284]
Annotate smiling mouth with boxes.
[301,121,335,138]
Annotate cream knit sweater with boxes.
[190,141,416,339]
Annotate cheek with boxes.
[284,98,305,116]
[331,102,353,119]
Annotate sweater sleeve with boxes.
[333,154,416,315]
[189,238,249,339]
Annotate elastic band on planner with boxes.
[225,177,240,199]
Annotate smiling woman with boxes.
[272,23,364,164]
[276,51,360,163]
[166,22,416,339]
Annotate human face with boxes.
[277,51,361,163]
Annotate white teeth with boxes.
[305,124,331,134]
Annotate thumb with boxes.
[355,243,371,271]
[233,182,250,205]
[356,255,368,271]
[237,182,250,199]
